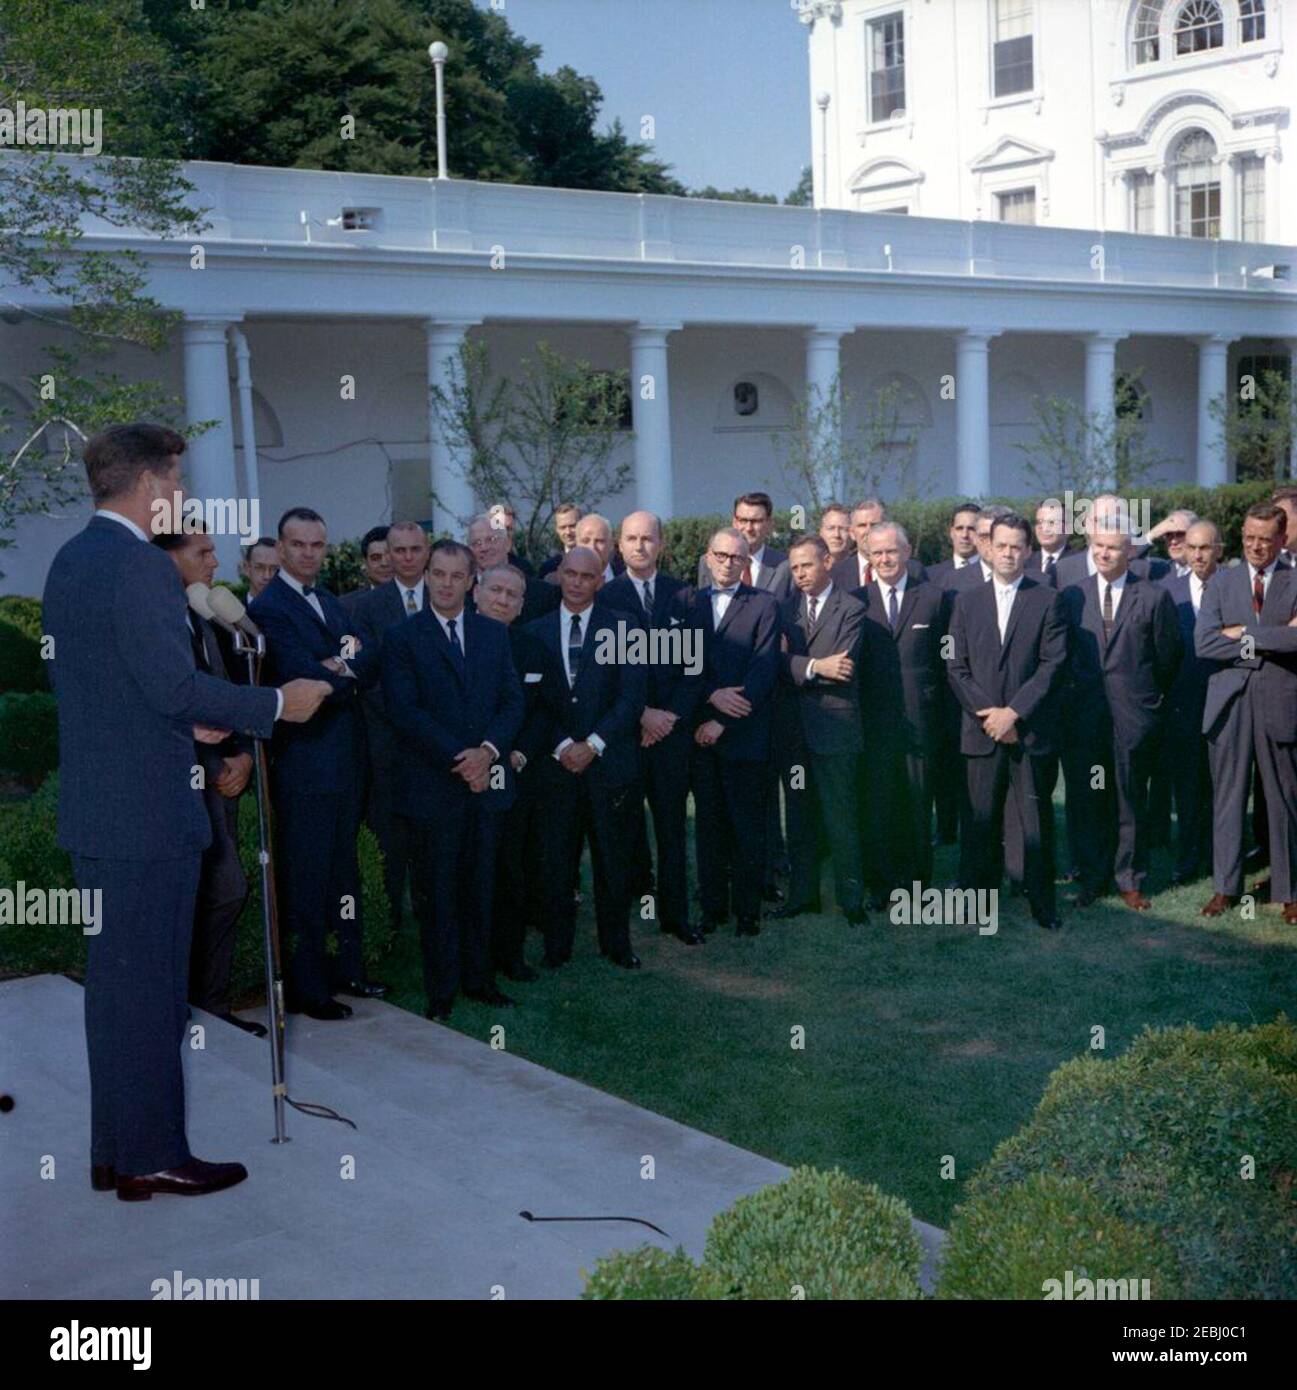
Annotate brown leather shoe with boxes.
[1284,902,1297,925]
[1119,889,1152,911]
[1200,893,1239,917]
[116,1158,248,1202]
[91,1164,116,1192]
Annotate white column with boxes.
[229,326,260,507]
[954,330,999,497]
[1194,334,1234,486]
[1264,147,1282,244]
[627,323,680,519]
[805,325,850,498]
[425,317,481,535]
[181,315,242,576]
[1083,332,1125,488]
[1152,164,1169,237]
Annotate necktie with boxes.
[887,586,899,632]
[568,612,583,684]
[642,580,654,618]
[741,558,753,587]
[1044,553,1055,573]
[1253,571,1266,618]
[405,587,418,615]
[188,619,208,671]
[808,594,818,626]
[1102,582,1114,643]
[447,616,463,663]
[862,560,873,587]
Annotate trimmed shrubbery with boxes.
[0,595,48,694]
[581,1244,711,1300]
[0,691,59,786]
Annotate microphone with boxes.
[208,584,262,640]
[185,582,216,621]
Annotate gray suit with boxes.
[1195,563,1297,901]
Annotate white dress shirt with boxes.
[396,578,426,615]
[953,554,975,570]
[992,575,1022,642]
[803,581,834,679]
[979,559,993,583]
[1038,546,1065,576]
[431,604,465,652]
[554,602,605,759]
[878,573,907,612]
[1189,572,1207,613]
[631,570,658,613]
[711,584,739,627]
[278,568,327,625]
[748,546,765,589]
[1250,557,1280,606]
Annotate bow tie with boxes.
[301,584,315,596]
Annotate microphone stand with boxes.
[232,628,291,1145]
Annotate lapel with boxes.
[716,588,746,637]
[1260,564,1292,623]
[387,579,424,627]
[805,585,835,645]
[997,581,1028,663]
[426,607,468,687]
[1080,576,1106,650]
[277,574,335,641]
[1103,574,1137,658]
[198,614,225,677]
[892,580,921,639]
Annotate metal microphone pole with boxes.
[234,628,290,1146]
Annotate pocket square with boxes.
[524,672,543,683]
[912,623,930,629]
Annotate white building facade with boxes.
[0,5,1294,594]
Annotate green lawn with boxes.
[382,813,1297,1229]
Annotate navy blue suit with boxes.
[686,584,780,926]
[44,514,277,1176]
[523,601,648,962]
[250,573,378,1005]
[381,605,522,1006]
[1160,572,1215,880]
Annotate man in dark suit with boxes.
[155,525,266,1039]
[1053,496,1171,592]
[927,503,982,595]
[382,540,523,1019]
[350,521,431,936]
[830,498,927,591]
[775,535,868,925]
[1196,504,1297,924]
[340,525,391,618]
[947,512,1068,930]
[854,523,949,898]
[524,546,648,968]
[475,564,552,981]
[688,528,781,936]
[239,534,281,601]
[1159,520,1221,886]
[574,513,626,585]
[251,508,389,1019]
[605,511,703,944]
[1060,523,1182,910]
[1024,500,1069,586]
[537,502,583,579]
[469,511,560,624]
[43,424,328,1199]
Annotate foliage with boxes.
[966,1018,1297,1299]
[0,691,58,786]
[784,165,813,207]
[320,538,367,597]
[936,1173,1181,1300]
[1016,370,1173,498]
[0,774,82,979]
[0,596,48,692]
[690,186,777,204]
[1210,368,1294,483]
[702,1166,923,1300]
[581,1245,712,1300]
[431,339,632,558]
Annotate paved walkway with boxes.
[1,974,942,1299]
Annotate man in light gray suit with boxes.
[1195,504,1297,924]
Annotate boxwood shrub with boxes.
[0,690,59,786]
[0,595,47,694]
[581,1244,710,1300]
[936,1172,1181,1300]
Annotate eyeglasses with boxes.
[711,550,744,563]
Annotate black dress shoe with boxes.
[425,1000,453,1021]
[609,951,641,969]
[91,1164,116,1192]
[464,986,517,1007]
[762,884,786,904]
[338,978,389,999]
[299,998,353,1021]
[500,962,539,983]
[218,1012,268,1039]
[770,901,820,920]
[116,1157,248,1202]
[845,908,870,927]
[735,918,760,937]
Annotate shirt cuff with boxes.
[273,689,284,721]
[481,741,499,760]
[587,734,606,757]
[553,737,574,761]
[806,658,817,680]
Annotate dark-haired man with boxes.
[538,503,583,579]
[240,536,280,600]
[340,525,391,618]
[251,507,388,1018]
[830,498,926,590]
[43,423,330,1200]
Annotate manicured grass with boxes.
[382,812,1297,1228]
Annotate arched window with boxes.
[1171,129,1220,238]
[1131,1,1164,64]
[1174,0,1223,56]
[1239,0,1266,44]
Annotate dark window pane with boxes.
[994,35,1033,96]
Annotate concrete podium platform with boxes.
[0,974,942,1299]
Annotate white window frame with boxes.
[1116,0,1281,84]
[863,6,909,129]
[990,0,1036,101]
[1238,153,1266,242]
[995,186,1038,224]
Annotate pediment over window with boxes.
[969,136,1055,173]
[849,156,925,194]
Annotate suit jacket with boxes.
[188,611,252,782]
[929,557,988,595]
[506,624,556,768]
[1024,547,1070,588]
[780,584,866,755]
[1060,573,1182,749]
[601,572,702,723]
[350,578,427,764]
[696,545,792,601]
[830,552,927,593]
[1161,572,1216,742]
[854,575,950,753]
[380,606,523,819]
[538,549,622,581]
[250,573,377,795]
[1054,548,1170,593]
[1195,562,1297,741]
[947,576,1067,757]
[43,514,277,858]
[522,601,647,788]
[685,584,781,762]
[466,571,560,627]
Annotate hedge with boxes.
[0,691,59,786]
[0,772,393,999]
[936,1173,1182,1300]
[964,1017,1297,1299]
[0,595,48,694]
[581,1245,712,1300]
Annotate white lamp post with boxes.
[429,41,449,180]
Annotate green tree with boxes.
[1209,368,1294,482]
[784,165,813,206]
